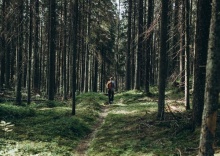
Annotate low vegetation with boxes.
[0,89,219,155]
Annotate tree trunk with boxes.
[4,0,10,89]
[48,0,56,100]
[15,0,24,105]
[198,0,220,154]
[93,54,98,92]
[0,0,6,89]
[84,0,91,93]
[71,0,78,115]
[126,0,132,90]
[131,1,137,89]
[27,0,33,104]
[171,0,179,75]
[193,0,211,126]
[33,0,40,93]
[184,0,190,110]
[62,0,67,100]
[145,0,153,93]
[157,0,168,120]
[179,1,185,91]
[135,0,143,90]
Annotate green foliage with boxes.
[87,91,200,156]
[115,90,157,105]
[0,91,208,155]
[44,100,65,108]
[0,121,15,155]
[76,92,106,106]
[0,92,104,155]
[0,104,36,119]
[0,120,14,132]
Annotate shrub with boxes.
[0,104,36,119]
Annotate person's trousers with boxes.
[108,89,114,103]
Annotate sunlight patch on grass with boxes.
[111,109,139,114]
[111,102,157,115]
[0,139,74,156]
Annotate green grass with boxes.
[0,90,218,155]
[0,92,106,155]
[87,91,200,156]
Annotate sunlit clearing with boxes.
[112,110,138,114]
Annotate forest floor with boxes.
[75,105,110,155]
[0,89,220,155]
[77,90,220,156]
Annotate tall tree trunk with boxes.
[33,0,40,93]
[179,1,185,91]
[4,0,10,89]
[62,0,67,100]
[16,0,24,105]
[145,0,153,93]
[71,0,78,115]
[135,0,143,90]
[48,0,56,100]
[157,0,168,120]
[126,0,132,90]
[0,0,6,89]
[193,0,211,126]
[114,0,121,92]
[84,0,91,93]
[27,0,33,104]
[93,54,98,92]
[184,0,190,110]
[23,0,28,89]
[199,0,220,154]
[171,0,179,75]
[131,1,137,89]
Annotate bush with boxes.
[0,104,36,119]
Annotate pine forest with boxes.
[0,0,219,155]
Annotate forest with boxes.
[0,0,220,155]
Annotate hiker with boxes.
[106,77,115,104]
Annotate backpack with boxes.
[108,81,114,89]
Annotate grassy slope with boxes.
[0,90,219,155]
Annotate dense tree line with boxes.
[0,0,219,154]
[0,0,117,105]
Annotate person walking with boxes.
[106,77,115,104]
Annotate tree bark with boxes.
[48,0,56,100]
[145,0,153,93]
[134,0,143,90]
[27,0,33,104]
[157,0,168,120]
[62,0,67,100]
[84,0,91,93]
[71,0,78,115]
[125,0,132,90]
[33,0,40,93]
[0,0,6,89]
[15,0,24,105]
[193,0,211,126]
[184,0,190,110]
[198,0,220,154]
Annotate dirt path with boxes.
[75,105,110,156]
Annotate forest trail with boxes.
[75,104,110,156]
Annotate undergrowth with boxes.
[0,90,219,155]
[0,92,106,155]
